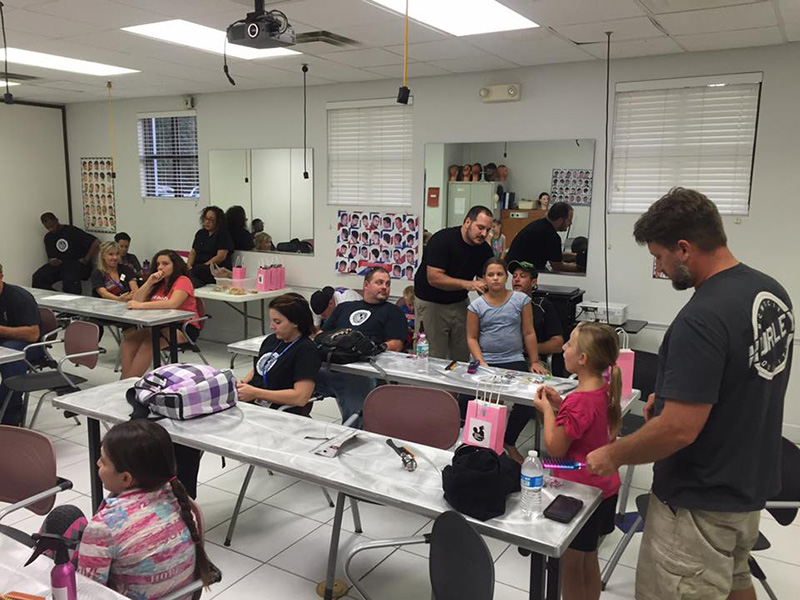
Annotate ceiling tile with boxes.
[427,54,519,74]
[0,0,60,8]
[465,28,594,65]
[676,26,784,50]
[111,0,248,18]
[501,0,646,26]
[267,55,386,82]
[778,0,800,23]
[324,48,406,67]
[582,36,683,58]
[639,0,766,15]
[3,8,100,38]
[332,19,448,47]
[656,2,778,35]
[386,39,490,62]
[365,62,452,78]
[256,0,396,30]
[29,0,165,28]
[555,17,666,43]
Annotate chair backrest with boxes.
[64,320,100,369]
[38,307,59,339]
[769,437,800,525]
[429,511,494,600]
[362,385,460,449]
[0,425,59,515]
[633,351,659,401]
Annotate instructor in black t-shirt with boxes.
[236,294,321,416]
[0,262,41,426]
[32,212,99,294]
[414,205,494,361]
[586,188,794,600]
[504,202,579,273]
[186,206,235,288]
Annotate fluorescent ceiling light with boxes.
[1,48,138,76]
[2,81,21,87]
[122,20,300,60]
[370,0,538,36]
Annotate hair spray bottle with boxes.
[25,533,78,600]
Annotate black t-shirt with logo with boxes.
[652,263,794,512]
[251,334,321,415]
[414,226,493,305]
[192,228,235,269]
[44,225,96,262]
[322,300,408,345]
[504,218,563,271]
[532,296,563,355]
[0,283,40,329]
[89,265,137,298]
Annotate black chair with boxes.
[345,510,494,600]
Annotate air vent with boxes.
[295,31,360,48]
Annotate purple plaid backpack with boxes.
[126,363,238,420]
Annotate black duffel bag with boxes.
[442,445,522,521]
[315,327,385,366]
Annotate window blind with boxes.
[137,113,199,199]
[328,102,413,207]
[610,80,760,215]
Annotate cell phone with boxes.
[444,360,458,371]
[467,359,480,374]
[543,494,584,524]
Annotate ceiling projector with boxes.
[227,0,296,49]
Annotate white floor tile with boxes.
[494,582,529,600]
[752,516,800,566]
[56,458,94,496]
[263,480,344,523]
[197,454,244,484]
[203,542,262,599]
[597,526,643,569]
[212,563,320,600]
[335,500,430,539]
[310,396,344,421]
[52,438,89,469]
[601,562,637,599]
[493,544,531,592]
[205,464,298,502]
[403,520,509,562]
[269,523,393,584]
[751,554,800,599]
[351,546,431,600]
[194,484,258,532]
[204,502,321,562]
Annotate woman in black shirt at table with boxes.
[236,294,321,416]
[186,206,234,287]
[90,241,139,301]
[225,205,255,251]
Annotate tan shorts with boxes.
[414,297,470,362]
[635,494,760,600]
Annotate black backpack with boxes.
[276,238,313,254]
[315,328,385,366]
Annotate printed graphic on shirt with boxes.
[56,238,69,253]
[748,291,794,380]
[256,352,280,376]
[349,309,372,327]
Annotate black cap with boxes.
[310,286,335,315]
[507,260,538,279]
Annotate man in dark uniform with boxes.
[32,212,99,294]
[505,202,579,273]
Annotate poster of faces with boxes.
[551,168,593,206]
[335,211,420,280]
[81,157,116,233]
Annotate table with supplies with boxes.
[54,380,603,600]
[0,347,25,366]
[23,287,195,368]
[227,341,642,411]
[193,286,292,339]
[0,533,128,600]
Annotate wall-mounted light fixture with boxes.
[479,83,521,103]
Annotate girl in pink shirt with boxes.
[534,321,622,600]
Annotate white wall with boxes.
[0,103,69,283]
[62,42,800,438]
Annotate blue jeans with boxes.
[0,339,31,426]
[315,369,377,429]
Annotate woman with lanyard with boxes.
[90,241,139,300]
[236,294,321,415]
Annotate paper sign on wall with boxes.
[81,157,116,233]
[335,211,420,280]
[551,168,593,206]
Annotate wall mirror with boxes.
[424,140,595,276]
[208,148,314,255]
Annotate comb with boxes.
[541,457,585,470]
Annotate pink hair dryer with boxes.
[26,532,78,600]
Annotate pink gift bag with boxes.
[615,328,635,397]
[257,262,269,292]
[462,381,507,455]
[232,256,247,281]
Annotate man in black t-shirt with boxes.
[32,213,99,294]
[504,202,579,273]
[586,188,794,599]
[414,205,494,361]
[316,267,407,426]
[0,262,41,426]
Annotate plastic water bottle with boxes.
[415,325,429,372]
[520,450,544,517]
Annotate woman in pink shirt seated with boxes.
[534,321,622,600]
[121,249,202,378]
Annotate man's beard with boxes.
[670,262,694,290]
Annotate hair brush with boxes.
[541,457,585,470]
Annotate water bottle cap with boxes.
[528,450,538,458]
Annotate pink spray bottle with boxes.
[25,532,78,600]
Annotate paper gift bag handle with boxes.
[615,327,630,350]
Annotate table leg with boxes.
[260,299,266,335]
[151,326,162,368]
[169,324,178,363]
[323,492,347,600]
[529,553,545,600]
[545,557,561,600]
[88,418,103,512]
[243,301,249,339]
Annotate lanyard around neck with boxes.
[262,336,301,387]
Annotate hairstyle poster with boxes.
[335,211,419,280]
[81,157,116,233]
[551,168,593,206]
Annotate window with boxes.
[328,99,413,207]
[137,111,199,199]
[610,73,761,215]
